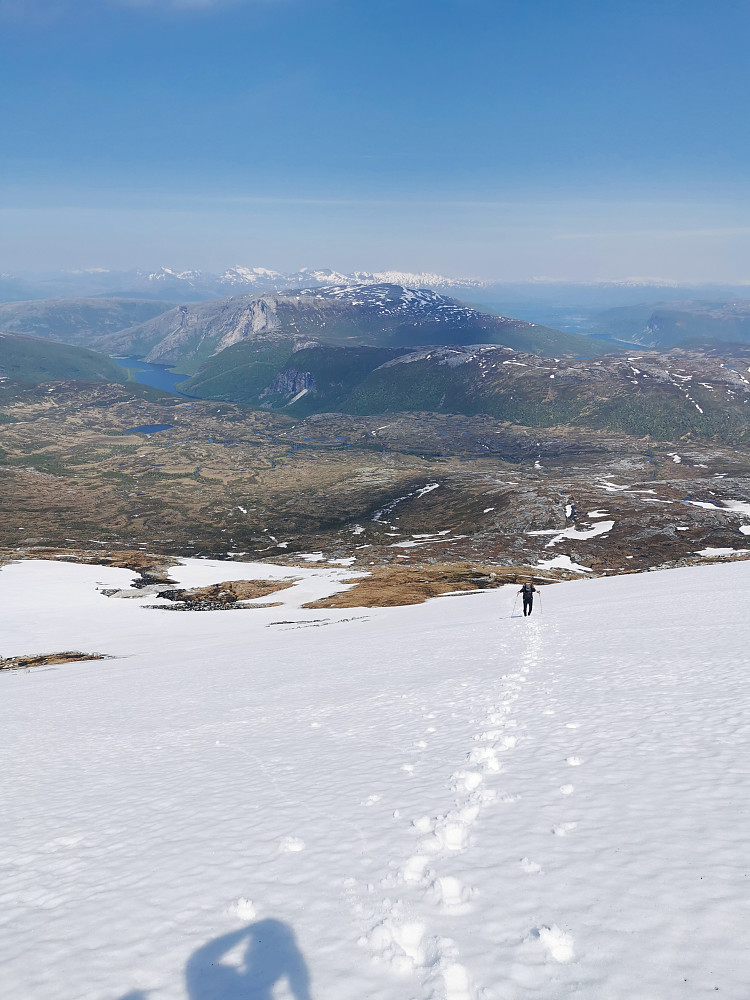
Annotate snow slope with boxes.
[1,558,749,1000]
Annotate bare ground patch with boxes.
[1,651,108,670]
[303,562,560,609]
[154,578,297,610]
[0,547,178,584]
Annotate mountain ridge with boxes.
[592,300,750,348]
[0,298,175,346]
[0,331,128,385]
[100,283,611,371]
[179,338,750,444]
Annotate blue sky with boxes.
[1,0,749,281]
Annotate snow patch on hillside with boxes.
[528,519,614,548]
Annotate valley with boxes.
[1,278,748,590]
[1,376,748,583]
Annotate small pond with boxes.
[124,424,173,435]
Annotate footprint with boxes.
[427,875,473,912]
[519,857,542,874]
[552,822,577,836]
[451,770,483,794]
[457,804,480,825]
[565,722,580,729]
[278,836,305,852]
[467,746,501,772]
[366,919,426,972]
[229,897,256,919]
[532,924,575,963]
[433,821,470,853]
[566,756,582,766]
[401,855,430,884]
[427,938,475,1000]
[391,922,426,966]
[362,794,381,806]
[441,960,474,1000]
[427,806,479,853]
[559,784,574,795]
[475,787,498,804]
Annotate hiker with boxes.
[518,581,537,617]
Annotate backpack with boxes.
[522,583,534,595]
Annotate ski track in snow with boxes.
[1,559,749,999]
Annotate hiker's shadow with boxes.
[185,919,312,1000]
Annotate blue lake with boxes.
[124,424,173,435]
[112,356,192,396]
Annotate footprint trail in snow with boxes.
[352,647,543,998]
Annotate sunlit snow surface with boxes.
[2,558,749,1000]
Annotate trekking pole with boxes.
[538,589,543,617]
[511,593,519,618]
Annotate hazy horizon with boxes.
[5,258,750,290]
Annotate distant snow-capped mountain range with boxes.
[110,265,486,293]
[209,266,486,293]
[0,266,486,303]
[2,265,748,309]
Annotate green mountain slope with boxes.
[180,341,406,415]
[0,332,127,384]
[0,298,176,347]
[343,346,750,443]
[178,336,750,446]
[594,300,750,348]
[101,283,613,371]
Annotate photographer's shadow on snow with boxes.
[185,918,313,1000]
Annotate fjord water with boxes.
[112,356,191,395]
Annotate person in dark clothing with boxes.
[518,581,537,616]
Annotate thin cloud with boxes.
[555,227,750,241]
[0,0,262,18]
[116,0,243,8]
[115,0,281,8]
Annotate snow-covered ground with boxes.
[2,558,749,1000]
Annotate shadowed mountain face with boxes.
[342,346,750,441]
[179,340,750,445]
[180,340,407,414]
[0,298,175,347]
[99,283,613,372]
[0,332,127,385]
